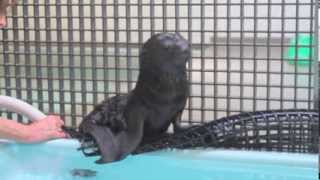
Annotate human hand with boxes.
[22,115,67,143]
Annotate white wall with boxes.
[2,0,315,42]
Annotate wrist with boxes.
[0,119,36,143]
[16,124,34,143]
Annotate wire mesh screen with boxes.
[0,0,318,127]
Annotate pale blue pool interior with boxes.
[0,139,317,180]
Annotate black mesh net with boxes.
[134,109,319,154]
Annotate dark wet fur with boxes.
[77,33,191,163]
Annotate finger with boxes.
[47,115,62,122]
[53,118,64,127]
[47,115,57,119]
[55,122,62,128]
[65,133,71,138]
[57,128,71,138]
[56,118,65,126]
[51,131,68,139]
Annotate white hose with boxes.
[0,95,46,121]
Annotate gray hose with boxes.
[0,95,46,121]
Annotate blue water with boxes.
[0,140,317,180]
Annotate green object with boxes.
[286,34,315,66]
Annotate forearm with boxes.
[0,118,29,142]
